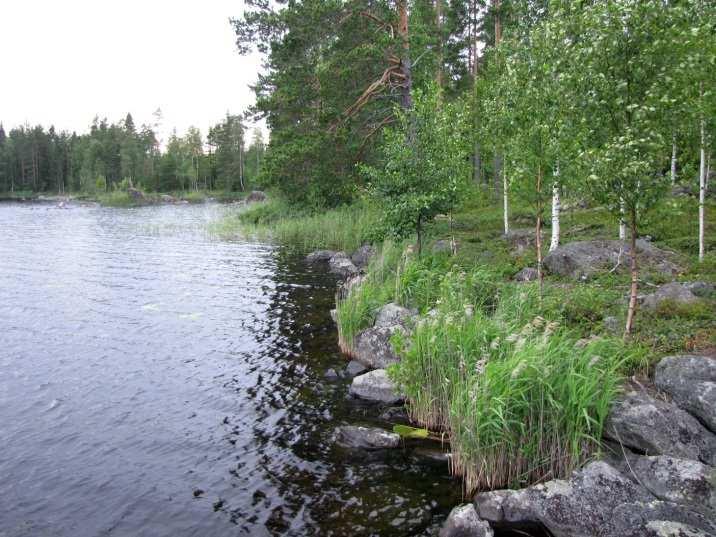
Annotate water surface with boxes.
[0,202,459,537]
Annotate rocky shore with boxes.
[308,245,716,537]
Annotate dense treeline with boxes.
[0,113,266,194]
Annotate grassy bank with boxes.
[214,197,381,252]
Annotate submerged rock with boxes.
[334,425,400,449]
[353,326,403,369]
[328,253,359,279]
[655,355,716,433]
[474,460,716,537]
[439,504,493,537]
[543,239,681,280]
[374,303,417,328]
[513,267,539,282]
[603,389,716,465]
[306,250,337,263]
[642,282,699,310]
[349,369,404,404]
[351,244,375,270]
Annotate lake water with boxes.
[0,202,460,537]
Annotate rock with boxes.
[655,355,716,433]
[324,368,340,380]
[433,239,459,255]
[328,253,359,279]
[543,240,681,280]
[160,194,177,203]
[504,229,543,255]
[375,303,417,328]
[513,267,539,282]
[603,315,621,334]
[127,187,145,200]
[620,455,716,511]
[380,406,410,423]
[306,250,337,263]
[330,309,337,323]
[353,326,403,369]
[684,281,716,298]
[351,244,375,270]
[246,190,267,202]
[439,504,493,537]
[474,461,716,537]
[334,425,400,449]
[413,448,451,465]
[345,360,368,377]
[349,369,404,404]
[336,273,366,301]
[642,282,699,310]
[603,389,716,465]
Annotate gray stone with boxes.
[684,281,716,298]
[642,282,699,310]
[353,325,403,369]
[439,504,493,537]
[127,187,145,200]
[474,461,716,537]
[246,190,267,202]
[345,360,368,377]
[328,253,359,279]
[334,425,400,449]
[324,368,340,380]
[604,389,716,465]
[306,250,337,263]
[433,239,459,255]
[379,405,410,423]
[543,240,681,280]
[375,303,417,328]
[504,229,543,255]
[336,273,366,301]
[655,355,716,433]
[351,244,376,270]
[603,315,622,334]
[349,369,404,404]
[513,267,539,282]
[414,448,452,465]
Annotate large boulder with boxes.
[474,461,716,537]
[349,369,404,404]
[374,303,417,328]
[642,282,699,310]
[603,389,716,465]
[336,273,366,301]
[352,325,403,369]
[655,355,716,433]
[513,267,539,282]
[439,504,493,537]
[684,281,716,298]
[351,244,375,270]
[543,240,681,280]
[345,360,368,378]
[306,250,337,263]
[328,252,359,279]
[334,425,400,449]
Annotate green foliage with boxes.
[392,424,428,439]
[361,87,470,252]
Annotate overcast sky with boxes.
[0,0,263,143]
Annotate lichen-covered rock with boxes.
[375,303,417,328]
[603,390,716,465]
[684,281,716,298]
[439,504,493,537]
[473,461,716,537]
[514,267,539,282]
[642,282,699,310]
[349,369,404,404]
[655,355,716,433]
[353,325,403,369]
[306,250,337,263]
[543,240,681,280]
[334,425,400,449]
[351,244,375,270]
[328,253,359,279]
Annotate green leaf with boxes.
[393,424,429,439]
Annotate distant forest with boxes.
[0,112,265,194]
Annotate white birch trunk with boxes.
[671,138,677,185]
[619,198,626,241]
[550,162,560,251]
[503,165,509,235]
[699,120,706,262]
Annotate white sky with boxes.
[0,0,264,144]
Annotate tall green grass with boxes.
[214,197,381,253]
